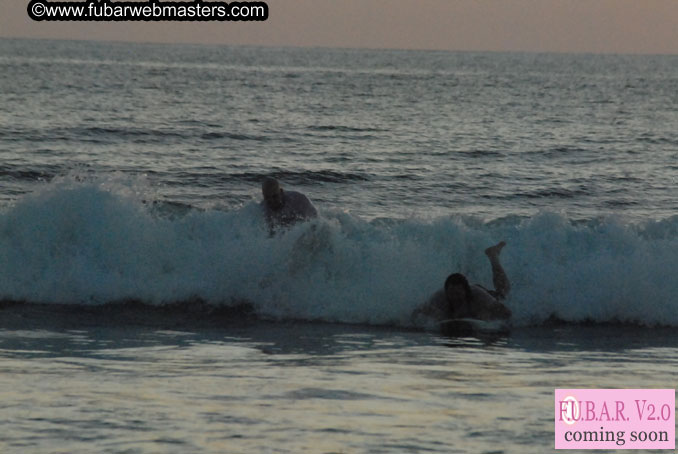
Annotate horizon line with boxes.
[2,35,677,58]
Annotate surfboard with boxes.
[438,318,511,337]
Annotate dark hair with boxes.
[444,273,473,301]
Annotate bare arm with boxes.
[412,289,448,321]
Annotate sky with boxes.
[1,0,678,55]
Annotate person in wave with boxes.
[261,177,318,233]
[414,241,512,322]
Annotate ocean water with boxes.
[1,38,678,453]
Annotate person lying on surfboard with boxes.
[414,241,512,322]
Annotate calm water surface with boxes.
[1,313,677,453]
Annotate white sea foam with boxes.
[2,177,678,327]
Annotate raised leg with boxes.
[484,241,510,299]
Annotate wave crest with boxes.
[2,177,678,328]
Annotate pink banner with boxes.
[555,389,675,450]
